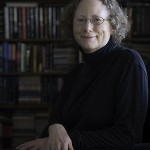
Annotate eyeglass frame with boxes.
[73,15,110,26]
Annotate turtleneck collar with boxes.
[81,38,116,66]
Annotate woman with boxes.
[16,0,148,149]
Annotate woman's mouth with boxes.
[81,35,96,39]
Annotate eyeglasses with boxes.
[74,16,109,26]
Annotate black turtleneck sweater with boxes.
[41,40,148,149]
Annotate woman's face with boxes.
[73,0,112,53]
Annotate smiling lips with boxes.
[81,35,96,39]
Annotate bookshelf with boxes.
[0,0,77,149]
[119,1,150,65]
[0,0,150,149]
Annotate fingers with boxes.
[47,143,73,150]
[68,143,74,150]
[61,143,74,150]
[16,141,35,150]
[61,143,68,150]
[16,145,38,150]
[16,138,49,150]
[16,145,34,150]
[29,147,38,150]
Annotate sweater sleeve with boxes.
[40,73,71,137]
[68,63,148,148]
[40,64,83,138]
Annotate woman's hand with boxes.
[48,123,74,150]
[16,124,74,150]
[16,137,48,150]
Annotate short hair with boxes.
[61,0,130,44]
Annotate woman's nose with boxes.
[83,20,93,32]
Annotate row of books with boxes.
[0,111,49,149]
[0,76,64,104]
[12,110,49,148]
[4,2,64,39]
[124,4,150,37]
[0,42,77,73]
[1,2,150,40]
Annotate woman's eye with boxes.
[78,18,85,22]
[94,18,101,22]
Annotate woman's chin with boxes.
[81,45,98,54]
[82,48,96,54]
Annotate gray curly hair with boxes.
[61,0,130,44]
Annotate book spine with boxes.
[4,6,9,39]
[22,7,27,39]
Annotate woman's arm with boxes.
[68,63,148,149]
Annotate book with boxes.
[0,44,3,72]
[4,6,9,39]
[53,46,77,70]
[18,76,41,104]
[0,9,4,38]
[39,7,44,39]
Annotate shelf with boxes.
[0,104,50,110]
[0,38,73,43]
[0,70,68,76]
[124,37,150,44]
[118,0,149,2]
[126,2,150,6]
[0,0,71,5]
